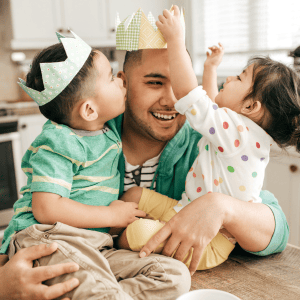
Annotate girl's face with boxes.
[215,64,254,113]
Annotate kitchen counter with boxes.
[190,244,300,299]
[0,100,40,117]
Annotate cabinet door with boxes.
[62,0,109,46]
[18,114,48,156]
[263,154,300,247]
[10,0,61,49]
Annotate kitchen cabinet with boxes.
[10,0,114,49]
[263,146,300,247]
[18,114,47,186]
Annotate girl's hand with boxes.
[204,43,224,69]
[156,5,184,44]
[109,200,146,227]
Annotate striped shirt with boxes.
[123,153,160,192]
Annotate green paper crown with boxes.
[18,31,92,106]
[116,7,185,51]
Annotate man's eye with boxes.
[236,75,241,81]
[147,81,163,85]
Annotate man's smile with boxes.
[150,111,179,121]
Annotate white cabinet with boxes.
[18,114,47,186]
[263,146,300,247]
[10,0,114,49]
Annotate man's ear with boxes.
[241,99,262,116]
[117,71,127,88]
[79,100,99,121]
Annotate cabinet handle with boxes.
[21,124,27,129]
[58,28,64,33]
[110,28,116,33]
[67,29,72,33]
[290,165,298,173]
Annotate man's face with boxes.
[119,49,186,142]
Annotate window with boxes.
[191,0,300,76]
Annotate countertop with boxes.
[190,244,300,299]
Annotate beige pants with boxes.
[8,222,191,300]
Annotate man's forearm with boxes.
[220,193,275,252]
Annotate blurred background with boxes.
[0,0,299,247]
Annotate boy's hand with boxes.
[156,5,184,44]
[204,43,224,69]
[109,200,146,227]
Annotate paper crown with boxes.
[116,7,185,51]
[18,31,91,106]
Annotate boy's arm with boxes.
[202,43,224,101]
[32,193,145,228]
[156,6,198,100]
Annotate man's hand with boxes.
[156,5,184,44]
[139,194,225,275]
[204,43,224,69]
[0,243,80,300]
[109,200,146,227]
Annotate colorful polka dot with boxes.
[205,145,209,151]
[214,179,219,186]
[219,177,223,183]
[209,127,215,134]
[223,108,228,113]
[227,166,234,173]
[208,191,212,193]
[193,172,196,178]
[260,157,265,161]
[202,174,205,180]
[223,122,229,129]
[241,155,248,161]
[252,172,257,178]
[218,146,224,152]
[197,187,202,193]
[237,125,244,132]
[189,167,193,172]
[213,104,218,110]
[256,142,260,148]
[246,127,249,131]
[191,109,197,115]
[234,139,240,147]
[239,186,246,192]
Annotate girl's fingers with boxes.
[158,15,165,24]
[163,9,172,18]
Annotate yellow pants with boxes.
[126,188,235,270]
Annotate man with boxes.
[0,49,289,300]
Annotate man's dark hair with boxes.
[123,50,143,73]
[244,56,300,152]
[25,43,98,125]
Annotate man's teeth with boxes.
[152,112,176,120]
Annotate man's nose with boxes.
[159,87,177,107]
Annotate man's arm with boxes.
[139,192,287,275]
[0,243,79,300]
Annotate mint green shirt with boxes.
[1,120,121,254]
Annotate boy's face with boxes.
[215,64,254,112]
[92,51,126,121]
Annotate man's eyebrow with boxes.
[144,73,167,79]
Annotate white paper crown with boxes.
[18,31,91,106]
[116,7,185,51]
